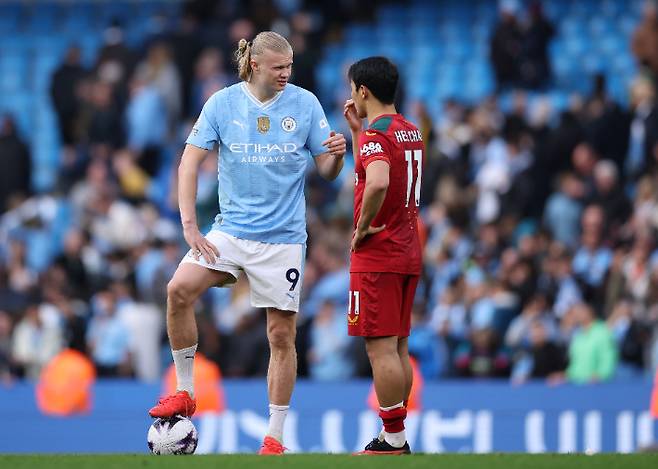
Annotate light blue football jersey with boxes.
[186,82,331,244]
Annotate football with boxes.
[147,416,198,455]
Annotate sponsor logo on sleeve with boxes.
[360,141,384,157]
[319,118,328,129]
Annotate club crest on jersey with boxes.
[360,141,383,157]
[257,116,270,134]
[281,116,297,132]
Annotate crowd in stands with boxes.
[1,0,658,386]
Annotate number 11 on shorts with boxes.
[348,290,360,325]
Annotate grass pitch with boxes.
[1,454,658,469]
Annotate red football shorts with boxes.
[347,272,420,337]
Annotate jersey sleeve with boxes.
[358,131,391,168]
[305,93,331,157]
[186,92,221,150]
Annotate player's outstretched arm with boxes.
[178,144,220,264]
[314,131,346,181]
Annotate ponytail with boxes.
[235,38,252,81]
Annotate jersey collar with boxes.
[368,113,399,128]
[240,82,284,110]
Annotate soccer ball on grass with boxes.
[147,415,198,455]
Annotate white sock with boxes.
[384,429,407,448]
[172,344,197,397]
[380,402,406,448]
[267,404,289,443]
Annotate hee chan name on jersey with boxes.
[393,129,423,143]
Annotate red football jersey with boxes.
[351,113,423,274]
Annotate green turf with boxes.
[2,454,658,469]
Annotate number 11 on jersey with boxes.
[404,150,422,207]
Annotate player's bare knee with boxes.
[166,279,194,312]
[365,338,397,362]
[267,323,295,351]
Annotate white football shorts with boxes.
[180,230,304,313]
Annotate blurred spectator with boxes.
[308,300,353,381]
[50,46,87,146]
[80,80,125,150]
[623,234,655,314]
[134,42,182,133]
[408,307,445,379]
[53,229,92,301]
[490,0,522,90]
[168,10,204,118]
[113,280,163,382]
[564,303,618,384]
[629,176,658,235]
[632,1,658,79]
[571,142,598,200]
[0,311,13,383]
[6,238,36,294]
[0,116,31,214]
[95,19,137,108]
[125,72,168,176]
[505,292,556,350]
[519,1,555,89]
[624,77,658,182]
[86,289,132,377]
[429,279,468,356]
[511,319,566,384]
[289,32,317,93]
[572,205,613,305]
[190,48,228,113]
[12,300,64,380]
[552,248,583,318]
[589,160,631,234]
[607,298,651,376]
[544,172,584,247]
[454,328,511,378]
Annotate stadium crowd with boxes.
[1,0,658,386]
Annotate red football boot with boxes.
[258,436,286,455]
[148,390,196,418]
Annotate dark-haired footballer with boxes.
[343,56,424,455]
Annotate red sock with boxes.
[379,406,407,434]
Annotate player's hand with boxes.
[351,224,386,251]
[343,99,362,133]
[322,131,346,158]
[183,224,220,264]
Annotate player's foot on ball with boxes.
[354,438,411,455]
[258,436,286,455]
[149,390,196,418]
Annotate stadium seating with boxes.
[316,0,641,113]
[0,1,183,192]
[0,0,645,193]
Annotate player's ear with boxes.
[360,85,368,100]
